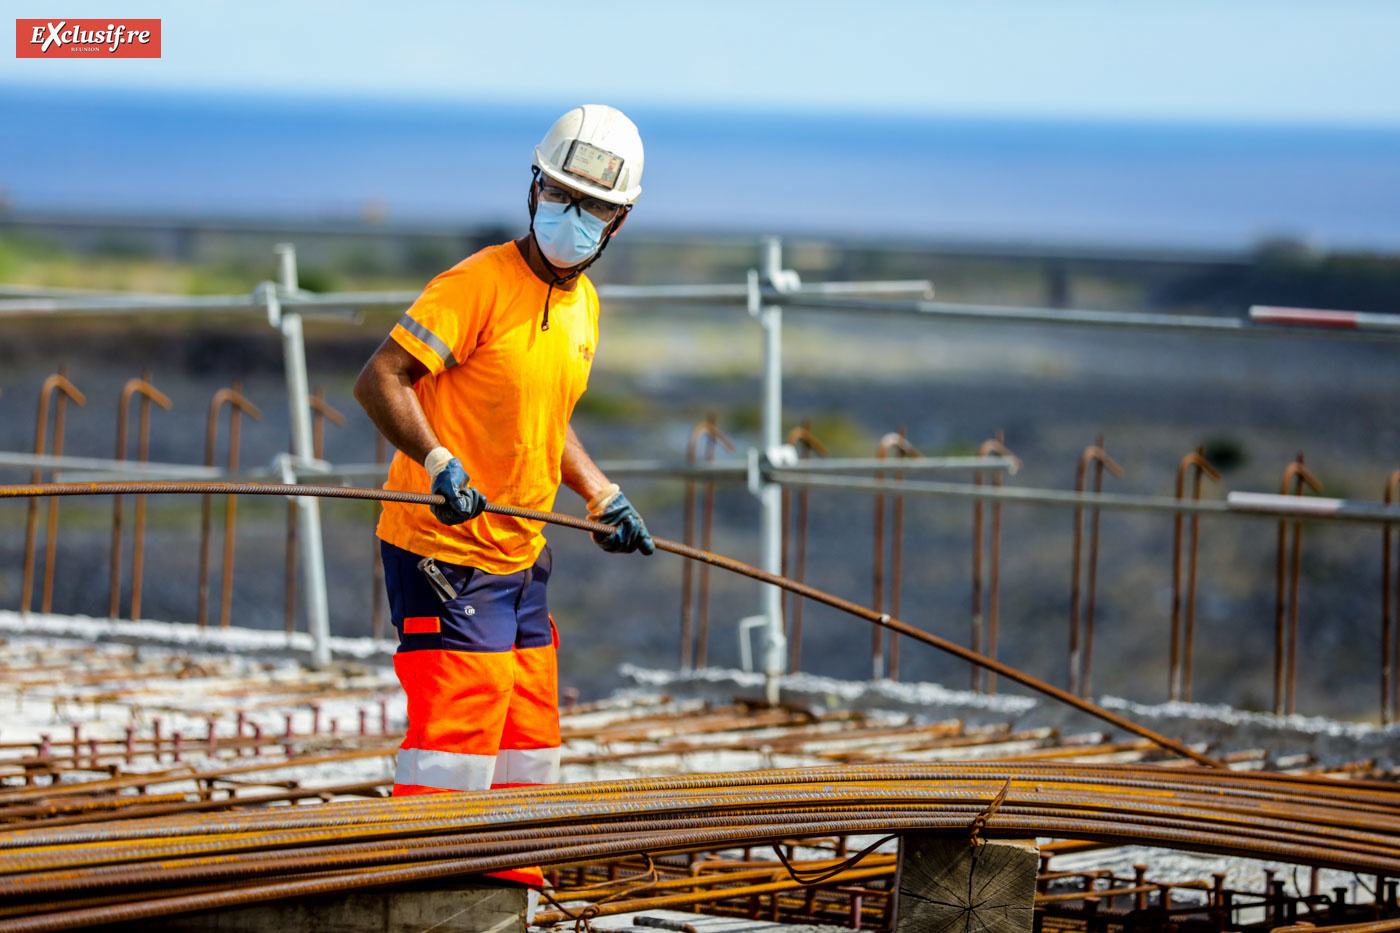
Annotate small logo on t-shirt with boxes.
[578,344,593,362]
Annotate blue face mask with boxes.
[532,198,608,268]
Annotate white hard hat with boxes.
[533,105,644,206]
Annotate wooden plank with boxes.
[133,882,530,933]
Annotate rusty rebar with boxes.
[889,430,910,682]
[0,479,1226,768]
[107,373,171,621]
[196,384,262,629]
[972,432,1019,694]
[286,388,343,634]
[1383,470,1400,725]
[1274,452,1322,715]
[872,429,919,681]
[2,763,1396,929]
[1169,447,1221,702]
[1069,436,1123,698]
[679,414,733,671]
[21,369,86,616]
[781,422,828,674]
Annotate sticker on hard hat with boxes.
[564,140,623,189]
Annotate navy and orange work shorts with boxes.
[379,540,561,798]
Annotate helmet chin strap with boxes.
[527,167,625,332]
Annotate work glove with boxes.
[587,485,655,555]
[425,447,487,526]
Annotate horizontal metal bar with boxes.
[596,459,746,479]
[307,459,748,483]
[766,470,1400,526]
[592,283,749,300]
[796,280,934,297]
[10,453,1018,488]
[769,455,1017,475]
[0,452,225,479]
[0,294,264,316]
[1250,305,1400,333]
[1225,491,1400,521]
[25,460,1398,525]
[59,467,282,484]
[770,295,1400,342]
[597,281,933,301]
[0,279,936,317]
[0,283,178,299]
[278,456,1014,485]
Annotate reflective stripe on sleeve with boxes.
[396,314,459,369]
[394,747,495,792]
[492,747,561,786]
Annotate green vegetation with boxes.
[573,390,654,423]
[798,413,876,456]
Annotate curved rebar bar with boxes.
[0,479,1220,769]
[0,764,1397,930]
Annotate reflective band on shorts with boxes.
[492,747,561,786]
[395,747,495,792]
[396,313,459,369]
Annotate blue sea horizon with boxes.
[2,85,1399,252]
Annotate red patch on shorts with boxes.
[403,616,441,634]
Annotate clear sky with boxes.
[5,0,1399,125]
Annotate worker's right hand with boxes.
[425,448,487,526]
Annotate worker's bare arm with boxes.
[562,423,611,504]
[352,338,440,463]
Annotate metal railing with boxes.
[2,237,1397,722]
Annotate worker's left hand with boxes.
[589,489,655,555]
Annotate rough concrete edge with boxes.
[0,610,397,665]
[1099,695,1400,769]
[620,664,1039,723]
[621,666,1400,769]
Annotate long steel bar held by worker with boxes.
[196,383,261,629]
[107,372,171,621]
[21,368,85,617]
[1170,447,1221,702]
[0,478,1226,767]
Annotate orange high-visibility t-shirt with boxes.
[375,242,599,573]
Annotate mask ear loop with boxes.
[527,167,629,332]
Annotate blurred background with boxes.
[1,1,1397,718]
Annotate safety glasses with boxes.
[537,181,622,222]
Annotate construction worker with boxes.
[352,105,653,887]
